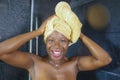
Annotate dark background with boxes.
[0,0,120,80]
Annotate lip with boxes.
[51,50,62,59]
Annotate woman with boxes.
[0,1,112,80]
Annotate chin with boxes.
[51,55,63,61]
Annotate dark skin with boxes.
[0,15,112,80]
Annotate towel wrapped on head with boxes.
[44,1,82,46]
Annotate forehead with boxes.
[47,31,68,39]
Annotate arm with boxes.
[0,14,55,54]
[0,30,42,55]
[77,33,112,71]
[0,29,43,69]
[0,14,55,69]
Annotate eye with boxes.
[60,39,68,44]
[61,39,66,42]
[47,39,54,43]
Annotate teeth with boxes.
[54,52,60,54]
[53,51,61,57]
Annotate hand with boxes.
[37,21,46,35]
[79,32,84,40]
[37,14,55,35]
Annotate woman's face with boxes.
[46,31,69,62]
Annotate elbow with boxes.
[108,57,112,64]
[104,57,112,65]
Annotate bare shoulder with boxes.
[67,56,79,65]
[27,53,43,63]
[69,56,78,61]
[0,50,43,69]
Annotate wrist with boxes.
[33,29,43,36]
[80,33,84,39]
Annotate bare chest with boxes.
[30,61,78,80]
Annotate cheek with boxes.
[63,45,69,51]
[45,43,50,52]
[46,44,50,51]
[46,42,69,50]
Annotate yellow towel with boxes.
[44,1,82,45]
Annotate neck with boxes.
[48,57,67,67]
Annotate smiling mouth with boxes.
[52,51,62,58]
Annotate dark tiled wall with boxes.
[0,0,30,80]
[0,0,120,80]
[96,70,120,80]
[73,0,120,80]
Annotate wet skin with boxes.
[0,21,112,80]
[29,31,79,80]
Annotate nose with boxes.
[53,41,61,49]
